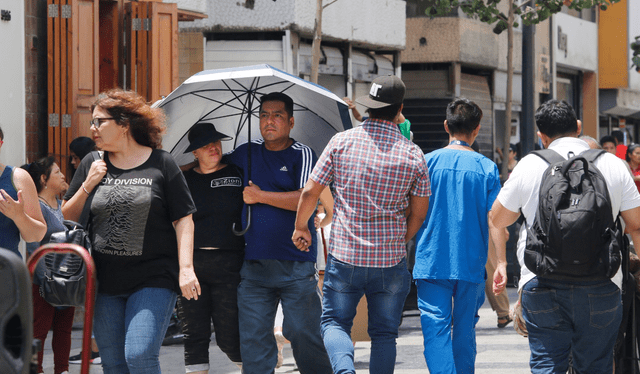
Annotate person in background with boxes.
[495,143,518,177]
[178,122,244,374]
[67,135,101,365]
[0,126,47,258]
[62,89,198,374]
[600,135,617,154]
[23,157,74,374]
[626,143,640,193]
[612,130,628,161]
[485,232,511,329]
[69,136,97,171]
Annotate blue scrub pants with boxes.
[416,279,485,374]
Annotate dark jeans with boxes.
[177,249,244,371]
[322,255,411,374]
[238,260,332,374]
[522,277,622,374]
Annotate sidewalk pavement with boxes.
[42,287,531,373]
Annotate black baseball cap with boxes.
[356,75,406,109]
[184,122,232,153]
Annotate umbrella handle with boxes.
[232,205,251,236]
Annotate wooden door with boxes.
[47,0,99,176]
[126,1,178,103]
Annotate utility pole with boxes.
[521,23,535,157]
[310,0,323,84]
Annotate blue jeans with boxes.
[237,260,332,374]
[522,277,622,374]
[321,254,410,374]
[93,287,177,374]
[416,279,485,374]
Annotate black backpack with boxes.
[524,149,623,280]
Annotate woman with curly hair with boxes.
[62,89,199,373]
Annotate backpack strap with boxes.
[579,148,606,163]
[530,149,565,165]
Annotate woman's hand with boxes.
[179,267,201,300]
[174,215,199,300]
[84,159,108,192]
[0,189,25,221]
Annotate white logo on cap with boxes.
[369,83,383,97]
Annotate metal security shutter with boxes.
[403,70,452,154]
[204,40,284,71]
[460,73,493,159]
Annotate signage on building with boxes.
[538,54,551,94]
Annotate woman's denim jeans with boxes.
[321,254,410,374]
[93,287,177,374]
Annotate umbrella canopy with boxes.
[158,64,352,166]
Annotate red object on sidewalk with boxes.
[27,243,97,374]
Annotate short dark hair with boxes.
[367,103,403,121]
[0,126,4,141]
[445,98,483,136]
[260,92,294,118]
[21,156,56,193]
[534,100,577,139]
[600,135,617,147]
[69,136,97,160]
[611,130,624,144]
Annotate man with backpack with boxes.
[489,99,640,373]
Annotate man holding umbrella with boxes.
[225,92,332,374]
[292,75,431,374]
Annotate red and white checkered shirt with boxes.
[311,118,431,268]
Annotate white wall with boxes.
[165,0,206,13]
[0,0,26,168]
[554,12,598,72]
[177,0,405,49]
[294,0,405,49]
[629,0,640,90]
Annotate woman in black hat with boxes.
[178,122,245,373]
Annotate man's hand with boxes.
[243,181,263,205]
[292,228,312,252]
[492,262,508,295]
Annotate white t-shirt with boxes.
[497,137,640,290]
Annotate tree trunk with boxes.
[501,1,515,183]
[310,0,323,84]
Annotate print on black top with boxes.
[184,164,245,251]
[92,184,150,256]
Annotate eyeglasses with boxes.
[90,117,115,128]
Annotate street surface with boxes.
[43,287,531,373]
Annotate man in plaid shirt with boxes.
[292,75,431,374]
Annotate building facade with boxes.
[172,0,405,122]
[599,0,640,144]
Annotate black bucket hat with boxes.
[184,122,232,153]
